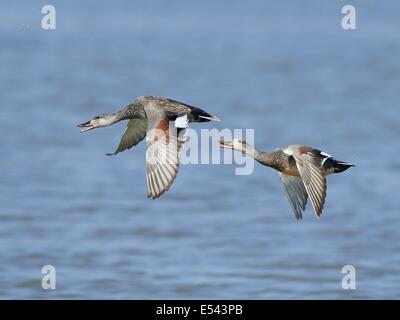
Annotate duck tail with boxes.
[332,160,355,173]
[189,106,220,122]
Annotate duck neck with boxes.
[112,101,146,123]
[241,144,276,168]
[98,112,128,127]
[255,151,278,168]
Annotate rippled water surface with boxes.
[1,1,399,299]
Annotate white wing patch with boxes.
[175,114,188,129]
[283,148,293,156]
[320,151,332,158]
[320,151,332,166]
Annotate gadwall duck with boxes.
[220,140,354,219]
[78,96,219,199]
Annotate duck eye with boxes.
[93,116,100,120]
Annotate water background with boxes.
[0,0,399,299]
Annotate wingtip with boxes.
[147,193,159,200]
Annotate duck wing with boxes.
[139,96,219,122]
[286,146,327,217]
[279,173,308,220]
[107,118,148,156]
[145,111,188,199]
[164,98,220,122]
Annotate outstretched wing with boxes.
[279,173,308,220]
[288,146,327,217]
[145,114,188,199]
[107,119,147,156]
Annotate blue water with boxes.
[0,0,399,299]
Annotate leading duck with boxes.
[220,139,354,219]
[78,96,219,199]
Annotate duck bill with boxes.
[77,121,95,132]
[219,139,233,149]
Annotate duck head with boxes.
[219,139,249,155]
[77,114,116,132]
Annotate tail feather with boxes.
[333,160,354,173]
[188,106,220,122]
[198,114,220,122]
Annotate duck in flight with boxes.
[220,140,354,219]
[78,96,219,199]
